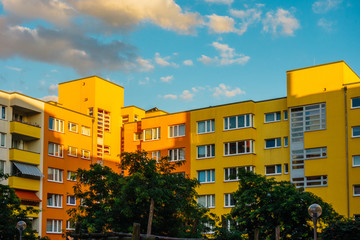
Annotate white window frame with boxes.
[224,166,254,182]
[197,119,215,134]
[68,146,77,157]
[67,171,77,181]
[48,142,63,158]
[169,124,185,138]
[47,219,62,233]
[284,164,289,174]
[291,147,327,160]
[264,111,281,123]
[151,151,161,161]
[168,148,185,162]
[265,138,281,149]
[352,126,360,138]
[265,164,282,175]
[0,105,6,120]
[284,110,288,120]
[0,132,6,147]
[197,194,215,208]
[67,195,76,206]
[49,117,64,133]
[66,220,75,230]
[224,140,254,156]
[81,149,90,160]
[197,169,215,183]
[351,97,360,109]
[224,193,235,207]
[197,144,215,159]
[143,127,161,141]
[68,122,78,133]
[224,114,253,131]
[47,194,63,208]
[284,137,288,147]
[354,185,360,196]
[305,175,328,188]
[81,126,91,136]
[353,155,360,167]
[48,168,63,183]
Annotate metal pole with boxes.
[19,229,22,240]
[313,212,318,240]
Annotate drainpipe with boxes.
[344,86,350,218]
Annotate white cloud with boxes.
[164,94,177,100]
[204,0,233,4]
[48,84,58,93]
[317,18,333,32]
[183,59,194,66]
[139,77,150,85]
[154,53,178,67]
[262,8,300,36]
[5,65,22,71]
[136,57,154,72]
[41,95,58,102]
[230,8,262,35]
[198,42,250,66]
[213,83,245,97]
[180,90,194,100]
[50,69,58,73]
[207,14,236,34]
[312,0,343,14]
[160,75,174,83]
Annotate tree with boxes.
[321,218,360,240]
[68,150,211,237]
[227,170,341,240]
[0,173,47,240]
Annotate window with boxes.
[143,128,160,141]
[265,164,282,175]
[48,168,63,183]
[47,194,62,208]
[68,122,78,133]
[284,110,288,120]
[284,137,288,147]
[265,111,281,123]
[134,132,142,141]
[98,109,110,132]
[81,150,90,159]
[197,195,215,208]
[224,166,254,182]
[151,151,161,161]
[197,144,215,159]
[68,146,77,157]
[305,175,327,187]
[0,133,5,147]
[304,103,326,131]
[265,138,281,149]
[169,124,185,138]
[168,148,185,162]
[224,140,254,156]
[353,155,360,167]
[353,126,360,137]
[291,147,327,161]
[49,117,64,133]
[48,142,63,157]
[354,185,360,196]
[66,220,75,230]
[67,195,76,206]
[198,169,215,183]
[81,126,91,136]
[104,145,110,155]
[67,171,77,181]
[197,119,215,134]
[0,160,5,174]
[0,106,5,120]
[47,219,62,233]
[88,107,93,116]
[224,193,235,207]
[351,97,360,109]
[224,114,253,130]
[284,164,289,174]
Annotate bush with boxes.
[321,218,360,240]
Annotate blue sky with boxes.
[0,0,359,112]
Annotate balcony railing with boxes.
[8,177,40,191]
[10,121,41,139]
[9,148,40,165]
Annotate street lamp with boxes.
[308,204,322,240]
[16,221,27,240]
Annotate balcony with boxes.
[20,205,40,218]
[9,149,40,165]
[8,177,40,191]
[10,121,41,140]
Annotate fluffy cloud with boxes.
[154,53,178,67]
[41,95,59,102]
[48,84,58,93]
[164,94,177,100]
[160,75,174,83]
[139,77,150,85]
[262,8,300,36]
[230,8,262,35]
[207,14,236,34]
[136,58,154,72]
[6,66,22,71]
[198,42,250,66]
[183,59,194,66]
[180,90,194,100]
[204,0,233,4]
[317,18,333,31]
[213,83,245,97]
[312,0,343,14]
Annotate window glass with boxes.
[352,97,360,108]
[353,126,360,137]
[353,156,360,166]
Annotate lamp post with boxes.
[16,221,27,240]
[308,204,322,240]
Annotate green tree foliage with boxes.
[0,173,47,240]
[225,170,341,240]
[321,218,360,240]
[68,150,211,237]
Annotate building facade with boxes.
[0,61,360,238]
